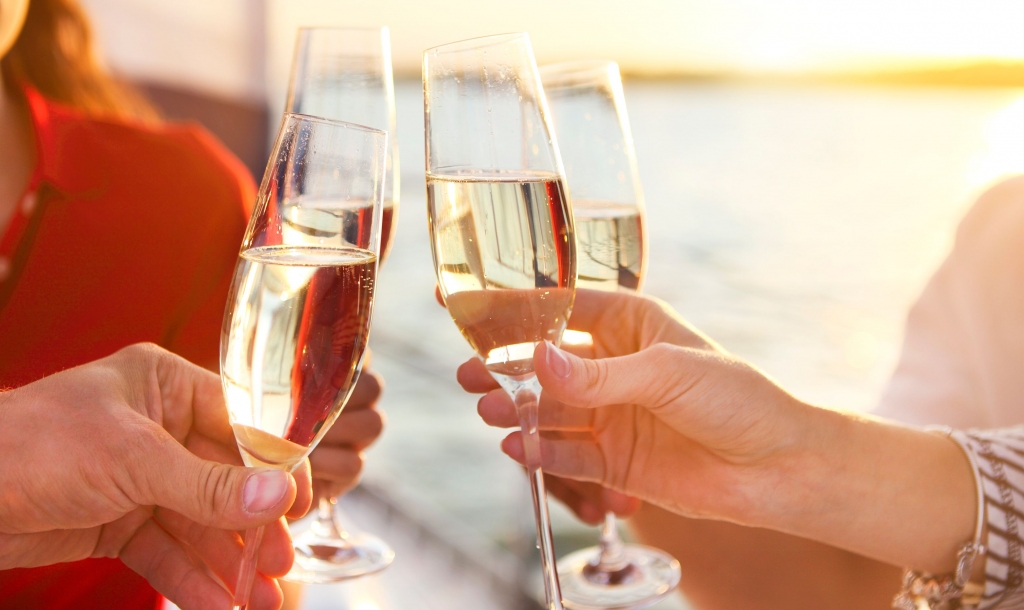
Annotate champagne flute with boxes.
[540,61,680,610]
[424,33,576,610]
[221,113,388,609]
[282,25,397,584]
[285,26,399,264]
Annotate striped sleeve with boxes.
[951,427,1024,609]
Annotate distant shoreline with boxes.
[396,61,1024,89]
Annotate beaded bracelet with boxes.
[892,427,986,610]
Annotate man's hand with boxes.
[0,343,313,610]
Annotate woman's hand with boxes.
[460,289,802,521]
[460,290,978,573]
[0,343,312,610]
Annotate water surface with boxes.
[363,80,1024,605]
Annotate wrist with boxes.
[763,407,976,572]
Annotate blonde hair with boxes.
[1,0,158,120]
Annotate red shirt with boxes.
[0,87,254,608]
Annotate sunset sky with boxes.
[266,0,1024,76]
[81,0,1024,101]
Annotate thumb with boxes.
[535,341,696,410]
[133,435,297,530]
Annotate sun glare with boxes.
[267,0,1024,77]
[719,1,1024,74]
[967,95,1024,188]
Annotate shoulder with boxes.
[876,176,1024,427]
[99,117,257,216]
[159,123,258,216]
[37,94,256,219]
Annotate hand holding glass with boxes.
[540,60,680,610]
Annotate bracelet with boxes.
[891,426,986,610]
[892,542,985,610]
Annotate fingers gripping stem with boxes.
[515,385,543,470]
[491,371,546,470]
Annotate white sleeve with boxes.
[874,176,1024,430]
[951,427,1024,609]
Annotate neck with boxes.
[0,68,35,229]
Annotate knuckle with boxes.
[626,343,686,408]
[118,422,167,501]
[585,359,610,398]
[112,343,170,390]
[196,462,236,520]
[119,342,164,361]
[640,295,666,319]
[651,342,690,375]
[647,341,681,362]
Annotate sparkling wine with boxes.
[221,245,377,471]
[273,197,394,265]
[427,172,576,376]
[573,201,644,292]
[231,424,307,470]
[379,201,397,265]
[247,196,385,255]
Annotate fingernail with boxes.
[546,342,571,378]
[243,470,288,513]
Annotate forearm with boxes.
[629,504,900,610]
[761,405,976,573]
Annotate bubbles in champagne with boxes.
[221,245,377,471]
[427,172,576,376]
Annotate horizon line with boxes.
[392,60,1024,88]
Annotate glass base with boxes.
[557,544,681,610]
[285,528,394,584]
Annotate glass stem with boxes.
[511,376,564,610]
[311,495,351,545]
[318,496,334,522]
[596,512,629,571]
[231,524,265,610]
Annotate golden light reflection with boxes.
[267,0,1024,78]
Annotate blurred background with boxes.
[77,0,1024,608]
